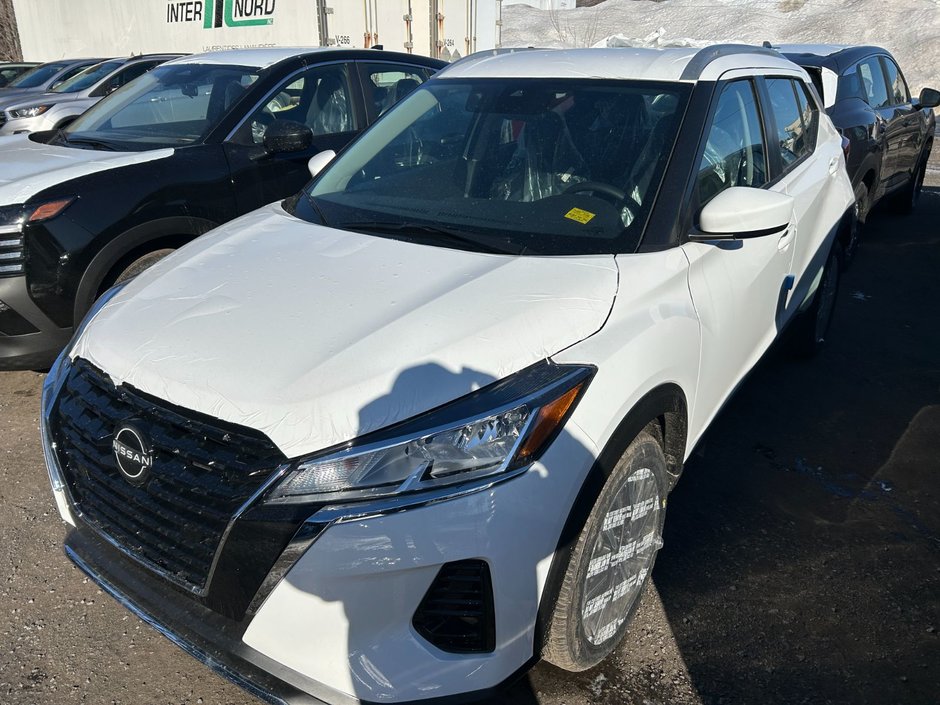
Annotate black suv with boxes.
[775,44,938,244]
[0,48,444,369]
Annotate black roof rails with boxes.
[680,43,782,81]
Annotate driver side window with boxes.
[697,80,767,206]
[233,65,357,146]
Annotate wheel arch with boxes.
[73,216,218,324]
[533,382,688,653]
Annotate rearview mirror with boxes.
[262,120,313,154]
[690,187,793,241]
[916,87,940,109]
[307,149,336,179]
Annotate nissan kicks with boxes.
[42,45,855,704]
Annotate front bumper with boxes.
[41,359,600,704]
[0,275,72,369]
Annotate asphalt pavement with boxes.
[1,178,938,704]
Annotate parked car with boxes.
[0,47,444,369]
[773,44,938,250]
[40,44,855,704]
[0,59,108,107]
[0,54,183,135]
[0,62,39,87]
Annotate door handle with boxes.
[829,156,840,175]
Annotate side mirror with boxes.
[262,120,313,154]
[915,87,940,110]
[690,187,793,241]
[307,149,336,179]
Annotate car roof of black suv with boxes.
[770,43,892,73]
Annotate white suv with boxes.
[41,45,854,704]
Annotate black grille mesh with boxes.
[413,559,496,653]
[50,359,286,591]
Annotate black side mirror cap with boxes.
[263,120,314,154]
[915,87,940,109]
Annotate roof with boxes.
[438,45,803,83]
[776,44,892,74]
[165,47,329,70]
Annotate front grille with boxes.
[50,359,287,592]
[0,225,24,276]
[413,560,496,653]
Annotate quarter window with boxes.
[697,80,767,205]
[882,58,910,105]
[766,78,815,169]
[857,58,890,108]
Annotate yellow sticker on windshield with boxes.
[565,207,596,225]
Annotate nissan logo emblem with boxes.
[112,424,153,486]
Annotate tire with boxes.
[113,248,175,285]
[893,151,928,215]
[786,240,842,358]
[845,182,867,264]
[542,431,667,672]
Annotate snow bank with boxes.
[501,0,940,95]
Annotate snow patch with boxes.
[502,0,940,96]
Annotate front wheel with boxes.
[542,431,667,671]
[113,248,175,285]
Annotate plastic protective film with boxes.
[70,203,619,458]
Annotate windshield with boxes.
[52,60,124,93]
[301,79,689,255]
[63,64,260,150]
[9,62,69,88]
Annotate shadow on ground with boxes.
[494,188,940,705]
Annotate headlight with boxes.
[265,363,594,505]
[8,104,55,119]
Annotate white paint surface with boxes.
[71,203,619,458]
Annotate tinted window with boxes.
[359,62,431,120]
[882,58,910,105]
[697,80,767,205]
[857,58,890,108]
[766,78,813,168]
[234,64,357,146]
[793,80,819,154]
[8,62,69,88]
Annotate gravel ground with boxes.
[1,180,938,704]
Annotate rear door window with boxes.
[881,58,910,105]
[765,78,815,170]
[358,63,432,121]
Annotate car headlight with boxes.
[8,104,55,119]
[265,363,594,505]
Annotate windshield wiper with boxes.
[339,220,521,255]
[60,136,118,151]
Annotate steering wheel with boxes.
[562,180,627,203]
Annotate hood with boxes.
[0,87,48,107]
[0,134,173,205]
[72,204,619,458]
